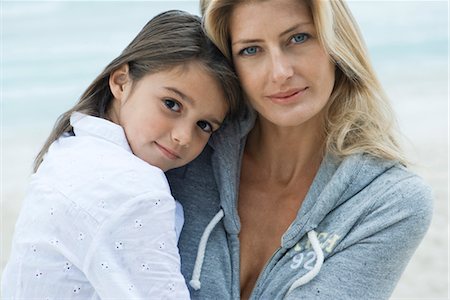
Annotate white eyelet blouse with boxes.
[1,113,190,299]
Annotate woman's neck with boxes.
[244,114,325,185]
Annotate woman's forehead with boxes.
[229,0,312,38]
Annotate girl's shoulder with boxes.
[34,134,171,221]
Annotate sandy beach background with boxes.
[1,1,448,298]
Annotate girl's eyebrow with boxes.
[164,86,193,104]
[231,22,313,46]
[164,86,224,127]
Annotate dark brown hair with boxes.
[34,10,242,172]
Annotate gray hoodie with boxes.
[166,108,433,299]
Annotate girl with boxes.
[1,10,241,299]
[166,1,433,299]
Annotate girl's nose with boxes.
[171,125,192,147]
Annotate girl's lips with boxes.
[155,142,180,160]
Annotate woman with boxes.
[166,0,433,299]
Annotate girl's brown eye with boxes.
[197,120,213,133]
[163,99,181,112]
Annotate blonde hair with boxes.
[201,0,407,164]
[34,10,242,172]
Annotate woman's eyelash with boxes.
[239,46,259,56]
[237,33,310,56]
[290,33,310,43]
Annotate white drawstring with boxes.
[189,213,323,294]
[189,209,225,290]
[286,230,324,296]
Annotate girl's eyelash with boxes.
[163,98,182,112]
[162,98,216,134]
[197,120,213,134]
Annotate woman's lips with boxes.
[267,87,308,104]
[155,142,180,160]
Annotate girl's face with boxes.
[110,63,228,172]
[229,0,335,128]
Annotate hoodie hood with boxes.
[207,105,255,235]
[207,105,398,245]
[281,153,398,248]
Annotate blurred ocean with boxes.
[2,1,200,131]
[1,1,448,299]
[2,1,448,143]
[348,1,448,144]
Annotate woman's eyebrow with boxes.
[279,22,313,37]
[232,22,313,46]
[232,38,263,46]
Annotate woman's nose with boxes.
[269,50,294,83]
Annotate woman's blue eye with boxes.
[164,99,181,112]
[197,120,213,133]
[291,33,309,44]
[240,46,258,56]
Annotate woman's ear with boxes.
[109,64,131,103]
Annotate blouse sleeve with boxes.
[82,192,190,299]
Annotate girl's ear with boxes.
[109,64,131,103]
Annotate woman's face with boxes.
[229,0,335,128]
